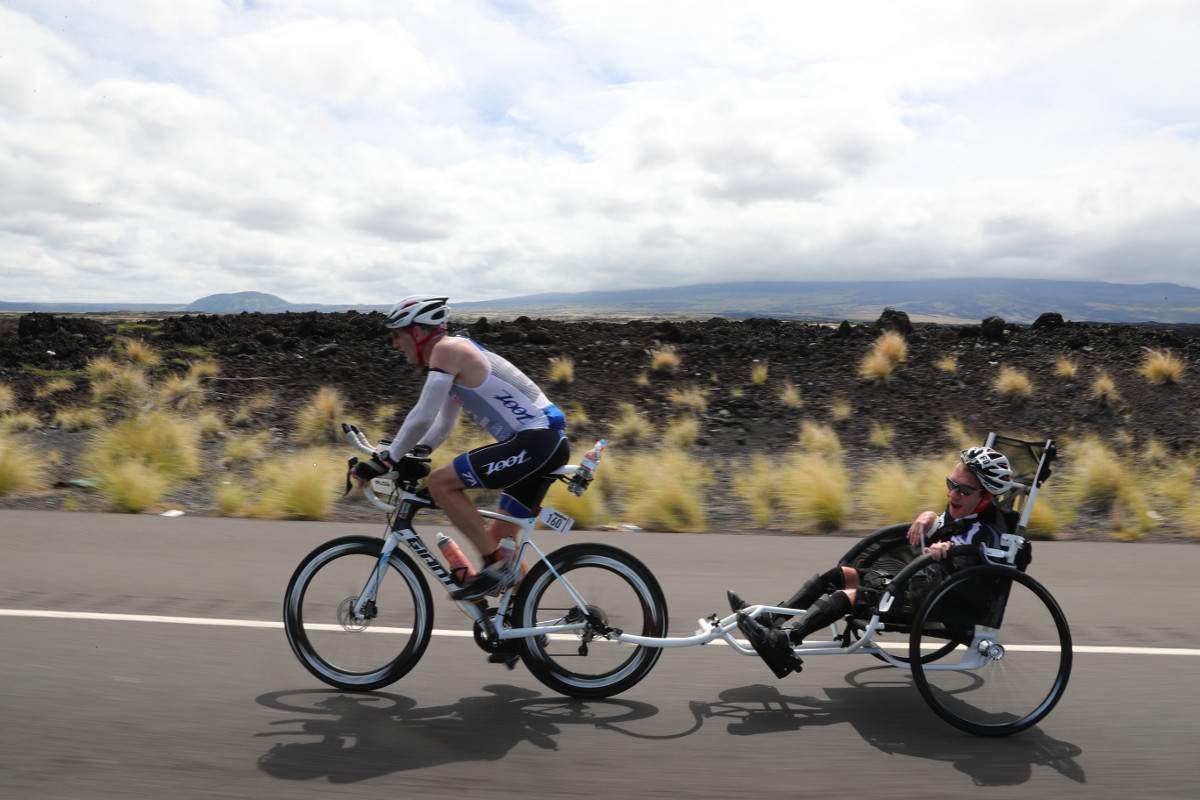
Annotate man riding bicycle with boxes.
[351,295,569,601]
[730,446,1015,679]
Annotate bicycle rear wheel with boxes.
[513,543,667,699]
[910,565,1072,736]
[284,536,433,691]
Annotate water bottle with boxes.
[437,533,476,585]
[568,439,606,496]
[495,537,517,566]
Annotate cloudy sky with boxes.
[2,1,1198,305]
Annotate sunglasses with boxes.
[945,477,981,497]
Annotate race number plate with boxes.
[538,506,574,534]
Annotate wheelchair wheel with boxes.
[910,565,1072,736]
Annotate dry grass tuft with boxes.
[868,420,894,447]
[863,457,952,525]
[54,407,106,431]
[1,411,39,432]
[798,420,843,459]
[224,430,271,463]
[548,356,575,384]
[0,382,16,414]
[935,354,958,373]
[649,344,681,373]
[993,365,1034,400]
[253,447,342,519]
[1053,356,1079,378]
[35,377,75,398]
[88,410,203,483]
[777,450,851,531]
[661,416,701,449]
[1060,435,1129,509]
[1090,370,1121,406]
[858,350,897,383]
[214,479,251,516]
[1140,348,1185,384]
[778,380,803,408]
[118,337,161,367]
[667,384,708,414]
[750,361,769,386]
[293,386,348,445]
[88,357,151,406]
[608,401,655,445]
[615,446,712,531]
[732,454,781,528]
[0,431,48,495]
[858,331,908,383]
[829,395,853,420]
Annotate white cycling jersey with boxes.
[449,341,565,440]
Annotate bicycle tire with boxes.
[513,543,667,699]
[284,536,434,691]
[910,565,1072,736]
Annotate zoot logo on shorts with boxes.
[485,450,530,475]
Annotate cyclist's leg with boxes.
[427,465,493,557]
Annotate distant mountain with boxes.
[185,291,291,313]
[4,280,1200,324]
[454,280,1200,325]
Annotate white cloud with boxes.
[1,0,1199,305]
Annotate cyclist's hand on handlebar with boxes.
[908,511,938,544]
[352,455,395,486]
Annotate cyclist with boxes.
[351,295,569,601]
[729,446,1014,679]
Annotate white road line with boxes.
[2,609,1198,655]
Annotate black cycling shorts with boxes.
[451,429,570,517]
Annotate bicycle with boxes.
[283,424,669,700]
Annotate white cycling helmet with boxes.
[960,446,1014,496]
[386,295,450,329]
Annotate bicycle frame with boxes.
[350,475,600,646]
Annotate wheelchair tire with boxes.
[909,564,1072,736]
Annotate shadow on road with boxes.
[255,685,660,783]
[256,666,1083,787]
[684,667,1085,787]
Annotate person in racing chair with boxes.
[729,445,1015,679]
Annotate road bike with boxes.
[283,425,668,699]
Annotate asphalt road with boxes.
[2,510,1198,799]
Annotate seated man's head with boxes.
[945,447,1013,519]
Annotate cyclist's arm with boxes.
[384,370,456,461]
[417,392,461,453]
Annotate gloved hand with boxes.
[351,455,395,484]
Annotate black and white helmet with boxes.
[386,295,450,329]
[960,447,1014,496]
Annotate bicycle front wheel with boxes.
[284,536,434,691]
[910,565,1072,736]
[513,543,668,699]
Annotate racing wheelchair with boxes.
[723,433,1070,736]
